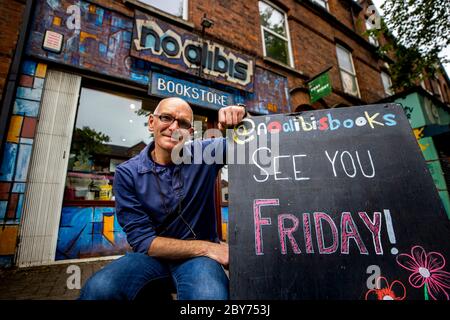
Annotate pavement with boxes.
[0,259,114,300]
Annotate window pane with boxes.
[193,114,208,140]
[336,46,353,73]
[341,71,358,96]
[65,88,155,202]
[259,1,286,37]
[381,72,393,96]
[264,31,289,65]
[138,0,185,19]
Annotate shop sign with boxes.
[150,72,235,110]
[308,72,332,103]
[132,11,254,92]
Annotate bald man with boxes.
[79,98,246,300]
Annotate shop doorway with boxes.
[16,70,82,267]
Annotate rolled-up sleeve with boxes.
[114,166,156,254]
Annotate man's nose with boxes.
[168,119,180,130]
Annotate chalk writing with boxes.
[253,199,394,256]
[251,147,375,182]
[232,111,398,145]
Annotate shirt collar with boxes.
[138,141,175,174]
[137,141,157,174]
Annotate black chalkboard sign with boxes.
[228,103,450,300]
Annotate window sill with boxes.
[262,57,307,78]
[63,200,115,207]
[123,0,195,30]
[333,88,363,104]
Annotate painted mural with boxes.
[27,0,151,84]
[26,0,291,115]
[0,60,47,267]
[56,206,130,260]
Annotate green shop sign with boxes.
[309,72,332,103]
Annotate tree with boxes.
[368,0,450,90]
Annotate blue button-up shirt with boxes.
[114,138,226,254]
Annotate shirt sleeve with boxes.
[114,165,156,254]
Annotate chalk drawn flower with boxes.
[396,245,450,300]
[365,276,406,300]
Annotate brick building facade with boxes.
[0,0,27,101]
[0,0,449,268]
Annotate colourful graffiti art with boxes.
[56,206,130,260]
[27,0,151,85]
[246,67,291,114]
[26,0,291,115]
[0,60,46,267]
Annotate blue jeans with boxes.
[79,253,229,300]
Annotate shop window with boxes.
[336,44,360,98]
[381,71,394,96]
[310,0,328,10]
[64,88,156,204]
[137,0,188,20]
[193,114,209,140]
[259,1,294,67]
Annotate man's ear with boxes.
[148,114,155,132]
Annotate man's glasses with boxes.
[153,113,192,130]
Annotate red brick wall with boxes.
[0,0,26,102]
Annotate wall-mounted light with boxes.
[201,13,214,29]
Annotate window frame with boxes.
[336,44,360,98]
[259,0,295,68]
[381,71,394,97]
[134,0,189,21]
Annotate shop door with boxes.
[16,70,81,267]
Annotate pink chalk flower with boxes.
[365,276,406,300]
[396,245,450,300]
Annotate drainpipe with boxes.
[0,0,35,159]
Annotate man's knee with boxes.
[175,257,229,300]
[79,270,119,300]
[188,276,229,300]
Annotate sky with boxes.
[371,0,450,78]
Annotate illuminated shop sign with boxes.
[131,11,254,92]
[150,72,235,110]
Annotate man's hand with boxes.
[204,241,229,268]
[148,237,229,267]
[218,105,246,130]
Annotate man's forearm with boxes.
[147,236,229,266]
[148,236,206,259]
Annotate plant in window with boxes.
[71,126,111,172]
